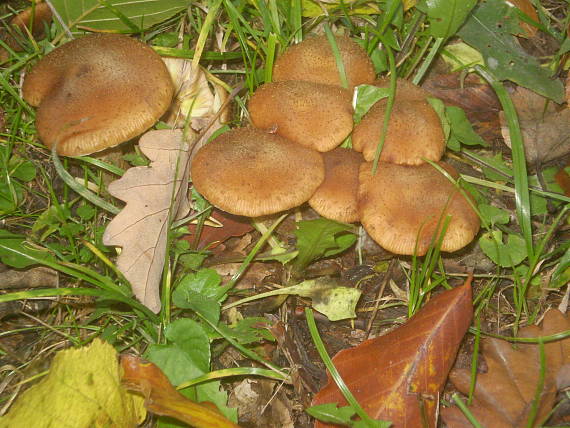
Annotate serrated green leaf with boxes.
[417,0,477,39]
[50,0,191,34]
[458,0,564,102]
[293,219,357,271]
[479,230,527,267]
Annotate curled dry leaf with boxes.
[163,57,228,150]
[121,354,241,428]
[103,129,190,313]
[441,309,570,427]
[312,277,473,427]
[500,86,570,164]
[182,208,253,250]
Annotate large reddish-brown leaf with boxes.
[121,355,241,428]
[441,309,570,428]
[312,277,473,427]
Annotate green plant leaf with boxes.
[417,0,477,39]
[305,403,357,425]
[478,204,510,227]
[445,105,486,148]
[353,85,390,123]
[50,0,191,34]
[479,230,528,267]
[293,219,357,271]
[165,319,210,373]
[551,247,570,289]
[458,0,564,103]
[10,158,36,182]
[0,231,54,268]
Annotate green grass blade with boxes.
[476,65,534,261]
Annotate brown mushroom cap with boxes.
[273,34,375,89]
[358,161,480,255]
[352,100,445,165]
[308,148,363,223]
[22,33,174,156]
[248,80,354,152]
[191,128,325,217]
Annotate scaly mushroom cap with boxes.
[358,161,480,255]
[309,148,363,223]
[272,34,375,89]
[352,78,445,165]
[248,80,354,152]
[22,33,174,156]
[191,128,325,217]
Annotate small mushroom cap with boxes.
[273,34,375,89]
[352,79,445,165]
[248,81,354,152]
[358,161,480,255]
[309,148,363,223]
[191,128,325,217]
[22,33,174,156]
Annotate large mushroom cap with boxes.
[191,128,325,217]
[272,34,375,89]
[352,79,445,165]
[248,80,353,152]
[22,33,174,156]
[309,148,363,223]
[358,161,480,255]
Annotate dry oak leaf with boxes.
[441,309,570,428]
[0,339,145,428]
[312,277,473,427]
[500,86,570,164]
[103,129,190,313]
[121,354,240,428]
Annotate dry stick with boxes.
[366,258,398,338]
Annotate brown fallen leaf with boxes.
[103,129,190,313]
[182,208,253,250]
[312,277,473,427]
[509,0,539,37]
[121,354,241,428]
[555,160,570,197]
[441,309,570,427]
[500,86,570,165]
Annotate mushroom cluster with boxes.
[191,33,480,256]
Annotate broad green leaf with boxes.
[293,219,357,271]
[165,319,210,373]
[176,268,228,301]
[0,182,23,214]
[305,403,358,425]
[172,288,221,325]
[145,345,204,387]
[0,231,54,268]
[10,158,36,182]
[289,278,361,320]
[353,85,390,123]
[0,339,145,428]
[445,105,486,147]
[478,204,510,226]
[479,230,527,267]
[458,0,564,103]
[50,0,191,34]
[427,97,451,142]
[417,0,477,39]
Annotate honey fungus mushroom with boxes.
[22,33,174,156]
[191,128,325,217]
[358,161,480,255]
[248,80,354,152]
[272,34,375,89]
[352,78,445,165]
[308,148,363,223]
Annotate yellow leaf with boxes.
[0,339,145,428]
